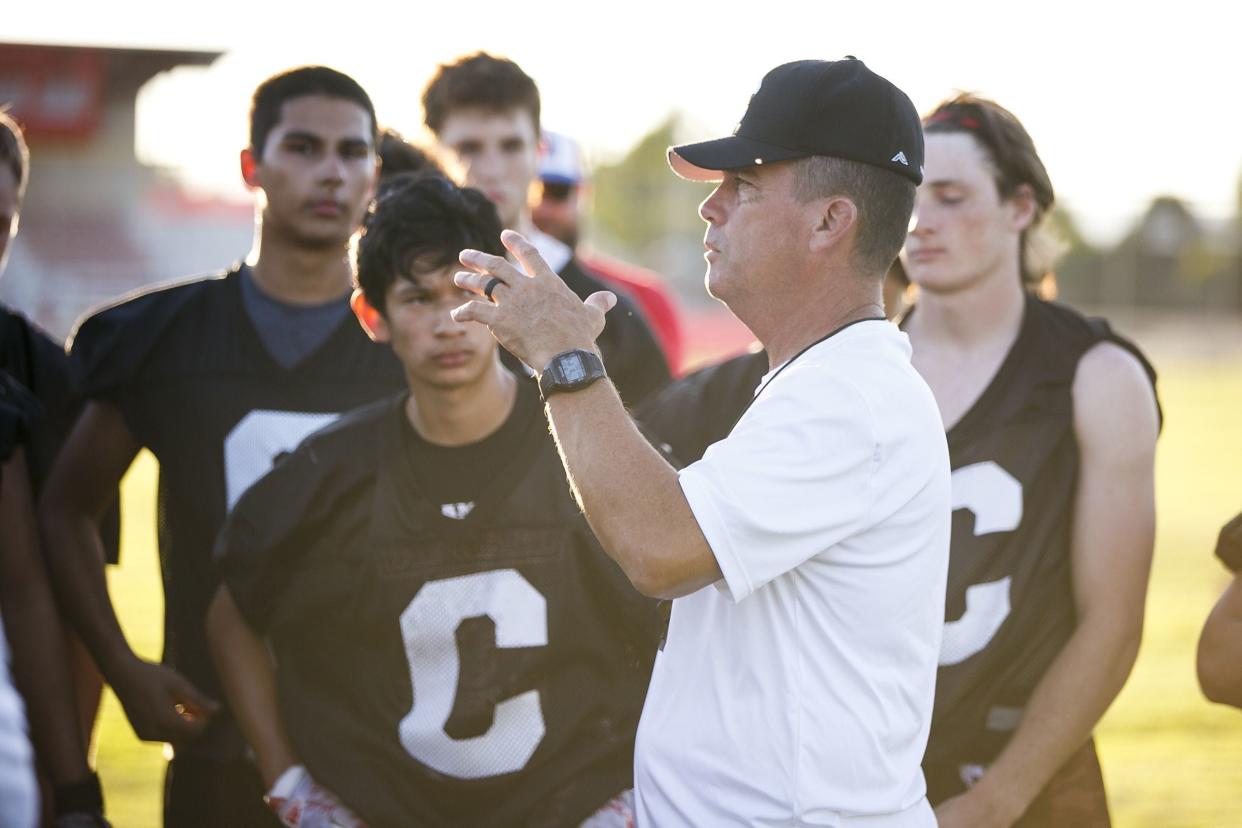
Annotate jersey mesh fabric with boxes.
[67,266,405,758]
[903,296,1159,778]
[1,306,121,562]
[217,384,661,828]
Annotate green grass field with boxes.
[91,359,1242,827]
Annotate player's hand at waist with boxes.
[934,784,1023,828]
[265,765,368,828]
[110,656,219,743]
[454,229,616,373]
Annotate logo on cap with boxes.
[891,151,910,166]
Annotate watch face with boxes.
[561,353,587,383]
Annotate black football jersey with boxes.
[68,265,405,757]
[217,381,660,828]
[635,348,768,466]
[0,370,40,465]
[499,257,670,408]
[1,305,120,562]
[910,296,1159,772]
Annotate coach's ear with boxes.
[808,195,858,255]
[351,289,389,343]
[240,148,261,189]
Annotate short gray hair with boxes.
[792,156,914,277]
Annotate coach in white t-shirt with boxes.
[452,57,950,827]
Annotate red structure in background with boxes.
[0,41,244,341]
[578,249,689,374]
[679,305,759,374]
[0,44,105,140]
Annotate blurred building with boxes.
[0,41,252,341]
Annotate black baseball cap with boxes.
[669,57,924,185]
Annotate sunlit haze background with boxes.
[10,0,1242,245]
[5,3,1242,826]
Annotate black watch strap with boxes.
[538,349,607,400]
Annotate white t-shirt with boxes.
[634,320,950,827]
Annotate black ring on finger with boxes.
[484,276,503,302]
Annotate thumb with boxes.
[584,291,617,313]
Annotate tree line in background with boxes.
[583,116,1242,312]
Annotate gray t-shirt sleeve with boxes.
[239,266,352,370]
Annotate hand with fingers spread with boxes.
[111,656,219,743]
[453,229,617,374]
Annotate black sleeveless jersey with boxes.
[911,296,1159,767]
[217,381,660,828]
[1,306,120,562]
[68,266,405,757]
[635,349,767,466]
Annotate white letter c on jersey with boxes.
[940,461,1022,667]
[223,410,339,510]
[399,569,547,779]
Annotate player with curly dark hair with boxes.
[208,175,659,828]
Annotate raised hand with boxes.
[453,229,616,373]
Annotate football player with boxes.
[38,66,404,826]
[421,53,670,406]
[207,174,658,827]
[532,131,687,374]
[2,106,120,752]
[1,110,112,825]
[1,371,110,827]
[901,95,1160,827]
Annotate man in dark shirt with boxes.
[421,52,670,406]
[1,109,111,828]
[39,67,404,826]
[208,175,657,828]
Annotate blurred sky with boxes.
[8,0,1239,244]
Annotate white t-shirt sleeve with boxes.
[678,368,877,602]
